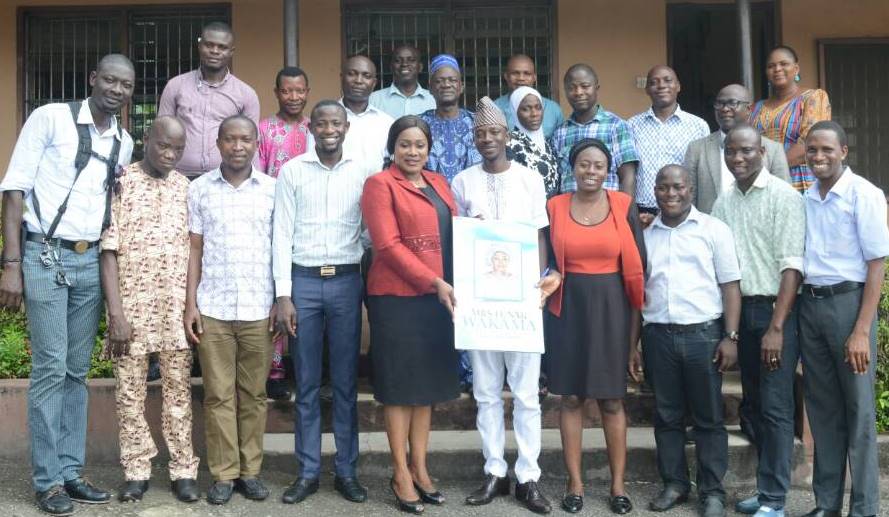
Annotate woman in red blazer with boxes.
[361,115,460,514]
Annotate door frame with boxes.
[817,37,889,88]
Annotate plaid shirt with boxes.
[550,105,639,193]
[628,106,710,208]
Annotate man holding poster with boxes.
[451,97,556,515]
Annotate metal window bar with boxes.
[343,2,552,109]
[22,6,229,159]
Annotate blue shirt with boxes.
[369,83,437,119]
[803,168,889,286]
[419,108,483,183]
[550,105,639,193]
[628,106,710,208]
[494,94,565,139]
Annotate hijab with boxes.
[509,86,546,150]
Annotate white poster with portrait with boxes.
[452,216,544,353]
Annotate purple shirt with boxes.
[158,69,260,175]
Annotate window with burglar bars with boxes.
[21,5,231,158]
[343,1,554,109]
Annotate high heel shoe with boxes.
[413,481,445,505]
[390,478,425,514]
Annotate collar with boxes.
[386,83,431,99]
[195,68,231,87]
[338,98,383,118]
[298,147,355,169]
[644,104,684,123]
[79,99,122,140]
[208,166,262,184]
[718,130,727,148]
[651,205,703,230]
[808,167,855,201]
[569,104,607,126]
[732,168,771,194]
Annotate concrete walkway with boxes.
[1,462,887,517]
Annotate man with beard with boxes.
[0,53,135,515]
[370,45,436,118]
[158,21,260,178]
[340,55,394,172]
[275,101,375,506]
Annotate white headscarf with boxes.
[510,86,547,150]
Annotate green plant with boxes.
[875,269,889,432]
[0,307,115,379]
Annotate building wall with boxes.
[0,0,284,173]
[781,0,889,90]
[556,0,667,119]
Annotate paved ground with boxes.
[1,462,887,517]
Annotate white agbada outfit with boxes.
[451,161,548,483]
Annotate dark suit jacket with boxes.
[683,132,791,213]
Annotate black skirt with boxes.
[368,294,460,405]
[545,272,631,400]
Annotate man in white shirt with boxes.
[340,55,394,172]
[641,165,741,517]
[0,54,135,516]
[452,97,551,515]
[274,101,375,506]
[797,121,889,517]
[184,115,276,506]
[683,84,790,213]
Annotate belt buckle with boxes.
[319,265,336,277]
[73,240,89,254]
[809,286,823,299]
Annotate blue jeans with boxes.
[642,321,727,499]
[22,241,103,492]
[290,268,362,479]
[738,298,799,509]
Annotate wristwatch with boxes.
[725,331,740,343]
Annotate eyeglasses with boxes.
[713,100,750,110]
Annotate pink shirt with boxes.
[158,69,260,175]
[257,115,311,177]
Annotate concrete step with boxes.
[262,425,809,488]
[265,371,744,433]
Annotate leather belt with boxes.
[25,231,98,254]
[648,319,720,334]
[802,281,864,299]
[293,264,360,278]
[742,295,777,304]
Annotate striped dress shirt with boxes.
[272,149,377,297]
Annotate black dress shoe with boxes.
[610,494,633,515]
[334,475,368,503]
[801,510,841,517]
[561,493,584,513]
[235,477,270,501]
[282,477,319,504]
[119,480,149,502]
[414,482,445,505]
[36,486,74,516]
[63,477,110,504]
[266,378,291,400]
[465,474,510,505]
[206,481,233,505]
[171,478,199,503]
[390,478,425,514]
[649,485,688,512]
[700,496,725,517]
[515,481,552,514]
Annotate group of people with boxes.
[0,20,885,517]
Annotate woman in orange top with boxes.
[544,138,645,515]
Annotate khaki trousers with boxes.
[114,350,199,481]
[198,316,272,481]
